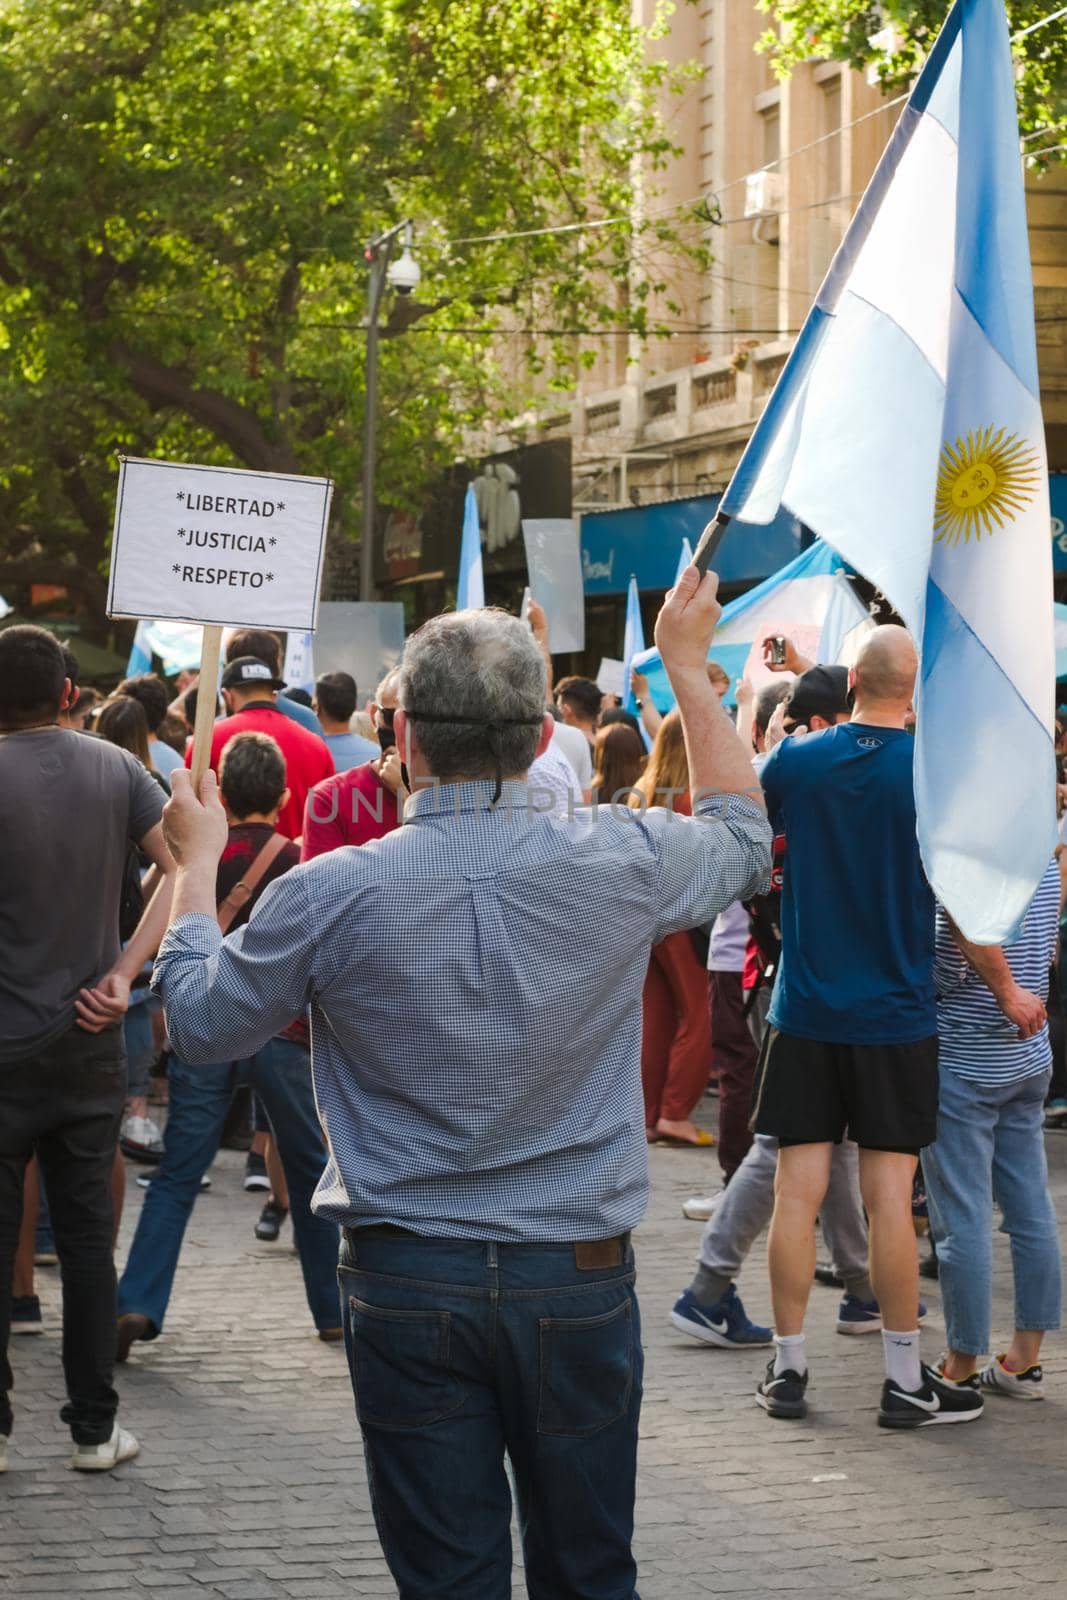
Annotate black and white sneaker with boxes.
[755,1360,809,1418]
[878,1363,984,1428]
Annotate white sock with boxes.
[882,1329,922,1392]
[773,1332,807,1378]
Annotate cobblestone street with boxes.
[4,1118,1067,1600]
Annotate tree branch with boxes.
[110,343,302,473]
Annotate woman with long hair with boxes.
[630,712,715,1147]
[95,694,155,773]
[591,722,646,804]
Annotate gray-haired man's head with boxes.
[399,609,547,783]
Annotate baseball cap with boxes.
[783,664,849,727]
[220,656,286,691]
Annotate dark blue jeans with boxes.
[0,1023,126,1444]
[338,1229,643,1600]
[118,1037,340,1334]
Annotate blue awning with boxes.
[579,493,806,596]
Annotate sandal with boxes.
[655,1129,716,1149]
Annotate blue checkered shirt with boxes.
[154,780,771,1241]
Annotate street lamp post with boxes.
[359,219,418,603]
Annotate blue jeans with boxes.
[119,1038,340,1334]
[923,1065,1061,1355]
[338,1230,643,1600]
[122,994,159,1099]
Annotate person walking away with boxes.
[190,657,333,840]
[0,626,176,1473]
[630,711,714,1149]
[116,733,342,1360]
[153,575,771,1599]
[923,859,1060,1399]
[752,625,991,1428]
[117,673,186,782]
[312,671,378,772]
[591,723,646,805]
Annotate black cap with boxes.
[221,656,286,691]
[783,664,849,727]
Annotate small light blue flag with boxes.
[710,0,1053,941]
[622,575,645,717]
[674,537,694,587]
[457,484,485,610]
[126,621,153,677]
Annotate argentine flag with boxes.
[720,0,1053,942]
[457,483,485,610]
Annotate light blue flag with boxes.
[673,537,694,587]
[457,484,485,610]
[126,621,153,676]
[622,575,645,717]
[633,539,866,712]
[712,0,1053,941]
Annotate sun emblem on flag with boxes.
[934,426,1040,545]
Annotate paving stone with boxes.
[4,1129,1067,1596]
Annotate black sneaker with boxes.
[244,1152,270,1192]
[878,1363,984,1429]
[254,1200,288,1241]
[11,1294,43,1335]
[755,1359,809,1418]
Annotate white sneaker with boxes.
[979,1354,1044,1401]
[682,1190,723,1221]
[69,1424,140,1472]
[121,1114,164,1159]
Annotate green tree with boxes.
[757,0,1066,147]
[0,0,700,625]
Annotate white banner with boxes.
[521,518,585,653]
[107,457,332,632]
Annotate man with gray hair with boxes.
[152,567,771,1600]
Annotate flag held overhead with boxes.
[708,0,1053,942]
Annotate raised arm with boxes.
[150,769,318,1063]
[654,566,765,810]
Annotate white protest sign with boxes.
[107,457,332,632]
[596,657,626,700]
[521,518,585,653]
[283,630,316,693]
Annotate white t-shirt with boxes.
[550,720,593,792]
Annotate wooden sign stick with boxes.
[189,624,223,790]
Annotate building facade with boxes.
[490,0,1067,622]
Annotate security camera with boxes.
[387,246,421,296]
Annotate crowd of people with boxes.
[0,565,1062,1595]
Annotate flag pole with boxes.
[189,624,223,789]
[692,511,732,576]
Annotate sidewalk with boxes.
[3,1121,1066,1599]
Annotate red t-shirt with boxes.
[300,761,400,861]
[187,702,333,842]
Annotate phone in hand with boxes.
[769,635,787,666]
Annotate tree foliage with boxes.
[757,0,1066,146]
[0,0,699,622]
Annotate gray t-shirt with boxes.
[0,728,166,1061]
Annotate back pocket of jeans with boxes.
[348,1298,464,1431]
[537,1297,634,1438]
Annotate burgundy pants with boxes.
[709,969,758,1180]
[641,932,713,1128]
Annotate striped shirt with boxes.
[154,779,771,1242]
[934,857,1060,1084]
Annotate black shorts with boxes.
[750,1027,939,1155]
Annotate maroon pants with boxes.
[709,969,758,1180]
[641,932,713,1129]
